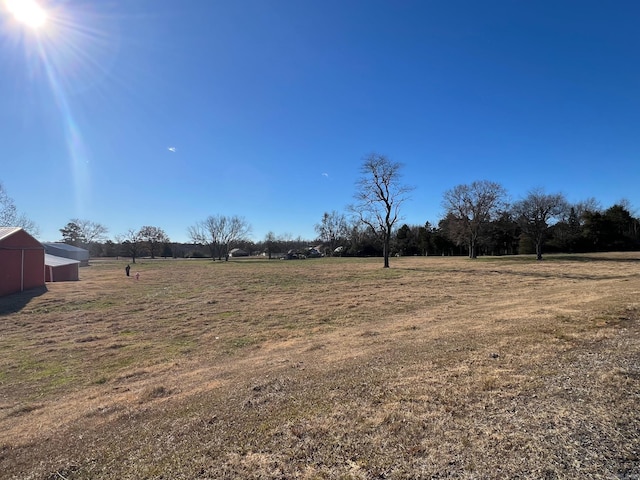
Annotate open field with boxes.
[1,253,639,479]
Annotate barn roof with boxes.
[0,226,22,241]
[45,254,81,267]
[42,243,88,253]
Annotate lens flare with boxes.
[7,1,122,215]
[4,0,47,28]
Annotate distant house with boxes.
[0,227,45,297]
[306,247,322,258]
[42,243,89,266]
[45,254,80,282]
[229,248,249,257]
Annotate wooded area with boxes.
[45,197,640,262]
[2,179,639,262]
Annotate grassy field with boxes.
[1,253,639,479]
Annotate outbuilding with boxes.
[42,243,90,266]
[0,227,45,297]
[45,254,80,282]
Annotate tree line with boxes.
[2,155,640,266]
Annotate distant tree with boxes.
[0,182,39,235]
[416,222,435,256]
[471,210,519,256]
[549,207,582,253]
[512,189,567,260]
[438,212,468,255]
[118,228,144,263]
[486,211,520,255]
[438,229,458,255]
[315,211,349,256]
[605,204,639,246]
[103,240,119,257]
[395,223,418,256]
[75,219,108,245]
[350,153,413,268]
[354,226,383,257]
[549,198,601,253]
[60,222,86,246]
[188,218,218,259]
[161,243,173,258]
[442,180,507,259]
[188,215,252,260]
[574,198,602,219]
[60,219,108,252]
[582,204,640,251]
[264,231,277,259]
[138,226,169,259]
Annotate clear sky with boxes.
[2,0,639,243]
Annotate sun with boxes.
[4,0,47,29]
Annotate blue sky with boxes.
[2,0,639,243]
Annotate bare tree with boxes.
[60,219,108,249]
[315,211,348,256]
[438,211,471,253]
[573,197,602,218]
[188,215,252,260]
[512,188,567,260]
[139,226,169,259]
[350,153,413,268]
[442,180,507,259]
[187,223,213,258]
[263,231,277,259]
[0,182,39,236]
[71,219,108,245]
[118,228,144,263]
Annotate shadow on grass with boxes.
[400,254,640,281]
[547,254,640,263]
[478,254,640,264]
[0,286,48,316]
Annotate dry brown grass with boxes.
[1,253,639,479]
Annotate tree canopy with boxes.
[512,189,567,260]
[442,180,507,259]
[188,215,252,260]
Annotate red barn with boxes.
[45,254,80,282]
[0,227,45,297]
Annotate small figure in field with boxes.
[135,272,140,280]
[125,264,131,277]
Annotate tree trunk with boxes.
[383,234,390,268]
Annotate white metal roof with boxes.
[45,254,81,267]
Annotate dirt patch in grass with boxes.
[1,253,639,478]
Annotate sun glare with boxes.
[5,0,47,29]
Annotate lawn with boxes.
[1,254,639,479]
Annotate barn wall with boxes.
[0,249,23,296]
[22,249,45,289]
[0,229,45,297]
[45,263,79,282]
[0,247,45,296]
